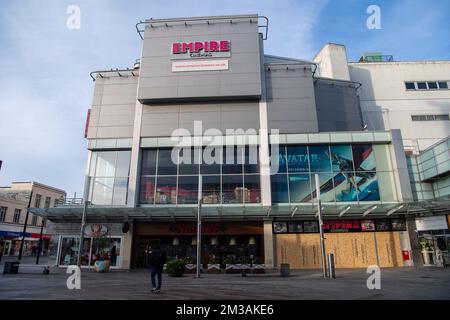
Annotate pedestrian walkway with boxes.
[1,267,449,299]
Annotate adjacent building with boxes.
[0,182,66,257]
[31,14,449,270]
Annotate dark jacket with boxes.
[149,249,167,270]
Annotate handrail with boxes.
[136,15,269,40]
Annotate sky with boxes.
[0,0,449,197]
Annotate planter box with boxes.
[185,264,197,273]
[225,264,242,274]
[252,264,266,274]
[207,264,221,274]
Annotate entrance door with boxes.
[132,238,160,268]
[3,240,12,256]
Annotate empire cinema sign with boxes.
[171,40,231,60]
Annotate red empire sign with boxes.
[171,40,231,60]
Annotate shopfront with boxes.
[416,215,450,266]
[132,221,264,268]
[273,217,409,268]
[0,230,51,257]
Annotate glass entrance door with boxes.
[2,240,12,256]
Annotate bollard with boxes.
[328,253,335,279]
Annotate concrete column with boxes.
[120,221,134,269]
[263,218,274,268]
[406,216,422,267]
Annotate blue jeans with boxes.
[150,267,162,290]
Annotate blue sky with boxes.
[0,0,449,196]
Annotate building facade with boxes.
[32,14,449,270]
[0,181,66,257]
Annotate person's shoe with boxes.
[155,289,161,294]
[151,288,156,293]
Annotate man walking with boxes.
[149,245,167,293]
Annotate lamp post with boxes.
[35,215,46,265]
[18,191,33,261]
[196,175,202,278]
[315,174,327,278]
[77,176,91,267]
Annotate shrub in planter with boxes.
[224,257,241,274]
[166,259,186,277]
[207,258,221,274]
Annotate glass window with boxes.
[352,144,376,171]
[355,172,380,201]
[288,222,303,233]
[330,145,354,173]
[271,174,289,203]
[434,114,449,121]
[405,82,415,90]
[244,146,259,173]
[308,145,331,172]
[438,81,448,89]
[311,173,335,202]
[303,221,319,233]
[178,147,200,175]
[202,175,221,204]
[177,176,198,204]
[96,152,116,177]
[427,82,438,89]
[289,174,312,203]
[112,178,128,205]
[244,175,261,203]
[201,146,222,174]
[222,174,243,204]
[140,176,156,204]
[273,222,288,233]
[287,146,309,173]
[222,146,243,174]
[391,219,406,231]
[273,145,287,174]
[44,196,51,209]
[90,238,121,267]
[34,194,42,208]
[361,220,376,231]
[141,150,157,175]
[115,151,131,177]
[0,207,6,222]
[13,209,21,223]
[59,237,82,266]
[157,149,177,175]
[334,172,358,202]
[376,219,391,231]
[155,176,177,204]
[92,178,114,205]
[417,82,427,90]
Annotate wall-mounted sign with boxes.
[416,216,448,231]
[172,59,229,72]
[84,224,108,237]
[171,40,231,60]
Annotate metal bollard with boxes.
[328,253,335,279]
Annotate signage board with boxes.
[84,224,109,237]
[171,40,231,60]
[172,59,228,72]
[416,216,448,231]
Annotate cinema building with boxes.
[32,14,450,270]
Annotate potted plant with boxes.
[207,257,221,274]
[184,256,197,273]
[252,257,266,274]
[238,257,252,274]
[166,259,186,277]
[420,239,434,266]
[225,257,241,274]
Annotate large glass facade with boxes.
[271,144,392,204]
[139,146,260,205]
[58,236,122,267]
[88,150,131,205]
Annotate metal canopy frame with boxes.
[30,197,450,223]
[135,15,269,40]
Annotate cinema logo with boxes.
[171,40,231,59]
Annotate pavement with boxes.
[0,263,450,299]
